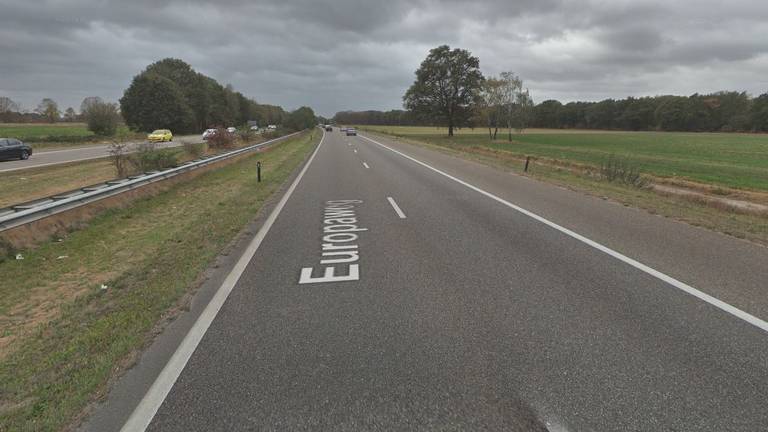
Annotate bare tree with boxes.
[80,96,104,115]
[476,77,506,140]
[108,130,132,177]
[499,72,534,141]
[36,98,60,123]
[0,96,19,113]
[63,107,78,122]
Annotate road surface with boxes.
[0,135,202,173]
[84,129,768,431]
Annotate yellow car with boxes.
[147,129,173,143]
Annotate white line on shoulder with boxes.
[120,131,326,431]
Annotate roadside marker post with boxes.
[524,156,531,172]
[257,161,262,182]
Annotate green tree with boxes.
[654,96,694,131]
[533,100,562,128]
[120,73,195,132]
[285,106,317,131]
[63,107,78,122]
[752,93,768,131]
[403,45,484,136]
[84,101,121,136]
[145,59,212,130]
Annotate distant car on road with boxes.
[267,125,277,130]
[325,125,333,131]
[340,127,347,132]
[0,138,32,161]
[346,128,357,136]
[250,125,259,131]
[227,127,237,133]
[148,129,173,143]
[202,128,217,140]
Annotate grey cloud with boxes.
[1,0,768,116]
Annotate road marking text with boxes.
[299,200,366,284]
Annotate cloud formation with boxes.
[1,0,767,116]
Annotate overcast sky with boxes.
[2,0,768,117]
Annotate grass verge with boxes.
[362,129,768,247]
[0,130,318,431]
[0,159,116,208]
[0,134,275,209]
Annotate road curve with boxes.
[0,135,202,173]
[83,129,768,431]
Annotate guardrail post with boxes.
[257,161,262,182]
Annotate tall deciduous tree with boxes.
[403,45,484,136]
[120,73,195,132]
[285,106,317,131]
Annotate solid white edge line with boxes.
[363,162,370,169]
[359,134,768,334]
[387,196,407,219]
[120,131,325,432]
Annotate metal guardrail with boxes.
[0,132,301,232]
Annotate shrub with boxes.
[129,143,179,172]
[599,155,650,188]
[183,141,206,158]
[84,101,121,136]
[108,141,131,177]
[237,129,254,144]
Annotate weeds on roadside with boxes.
[600,155,650,188]
[130,143,178,172]
[183,141,206,159]
[207,128,236,149]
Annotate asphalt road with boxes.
[85,129,768,431]
[0,135,201,172]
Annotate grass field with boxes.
[0,130,318,431]
[0,123,94,141]
[359,126,768,191]
[0,123,141,148]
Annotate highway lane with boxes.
[90,129,768,431]
[0,135,201,173]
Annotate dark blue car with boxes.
[0,138,32,161]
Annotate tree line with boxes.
[1,58,318,135]
[120,58,293,133]
[531,92,768,132]
[333,45,768,135]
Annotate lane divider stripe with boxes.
[387,197,407,219]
